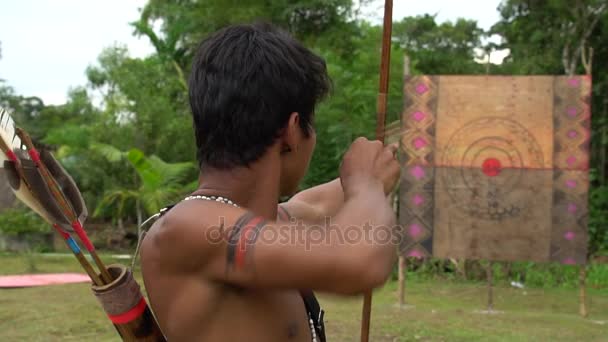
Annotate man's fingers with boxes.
[381,143,399,160]
[381,162,401,194]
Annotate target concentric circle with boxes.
[441,117,544,220]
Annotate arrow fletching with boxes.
[0,107,87,231]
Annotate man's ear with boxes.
[281,112,300,154]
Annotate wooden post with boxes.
[579,265,588,317]
[397,53,411,309]
[483,53,495,313]
[486,261,494,312]
[398,256,406,307]
[578,45,593,318]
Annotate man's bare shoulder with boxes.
[143,200,238,272]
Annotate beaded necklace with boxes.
[183,195,239,207]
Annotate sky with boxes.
[0,0,503,105]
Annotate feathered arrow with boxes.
[0,106,166,341]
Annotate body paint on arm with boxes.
[226,212,267,272]
[277,204,292,222]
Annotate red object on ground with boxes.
[0,273,91,288]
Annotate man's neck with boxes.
[195,154,281,220]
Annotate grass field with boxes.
[0,253,606,341]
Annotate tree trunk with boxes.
[117,217,124,232]
[136,200,143,239]
[504,261,512,280]
[485,50,491,74]
[602,125,607,185]
[601,100,608,185]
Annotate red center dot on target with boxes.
[482,158,502,177]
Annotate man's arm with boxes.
[160,138,400,295]
[165,187,394,295]
[281,178,344,223]
[282,142,398,223]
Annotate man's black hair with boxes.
[189,23,331,170]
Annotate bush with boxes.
[0,207,53,254]
[0,208,48,235]
[393,258,608,291]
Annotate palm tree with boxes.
[93,143,196,238]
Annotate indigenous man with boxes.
[141,23,400,341]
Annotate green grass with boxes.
[321,281,608,341]
[0,253,607,341]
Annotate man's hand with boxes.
[340,138,400,198]
[284,138,400,223]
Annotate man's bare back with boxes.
[142,203,312,341]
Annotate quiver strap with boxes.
[301,290,327,342]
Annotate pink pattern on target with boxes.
[567,78,580,87]
[564,231,576,241]
[567,130,579,139]
[415,83,429,94]
[412,111,426,122]
[410,166,425,180]
[409,223,423,237]
[563,258,576,265]
[566,180,577,188]
[566,156,577,167]
[567,107,578,118]
[412,194,425,206]
[567,203,578,214]
[408,250,424,259]
[413,137,428,150]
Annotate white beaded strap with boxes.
[309,317,318,342]
[183,195,239,207]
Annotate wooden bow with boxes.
[360,1,393,341]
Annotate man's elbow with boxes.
[333,248,394,295]
[358,253,394,292]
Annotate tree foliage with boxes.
[94,144,196,225]
[492,0,608,256]
[394,14,485,74]
[0,0,606,255]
